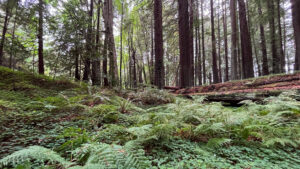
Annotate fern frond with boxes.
[0,146,73,168]
[263,138,298,148]
[206,138,232,149]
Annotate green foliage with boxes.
[56,127,90,153]
[0,146,73,168]
[128,88,175,105]
[1,70,299,168]
[72,143,151,169]
[0,66,79,91]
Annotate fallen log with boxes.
[164,86,180,90]
[203,91,282,106]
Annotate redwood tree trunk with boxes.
[178,0,191,88]
[217,1,222,82]
[210,0,219,83]
[38,0,44,74]
[223,0,229,82]
[230,0,238,80]
[258,1,269,76]
[267,0,280,74]
[154,0,164,89]
[291,0,300,71]
[277,0,285,73]
[92,0,102,85]
[103,0,118,86]
[237,0,254,78]
[189,0,195,86]
[201,0,206,84]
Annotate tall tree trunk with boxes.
[150,17,154,85]
[83,0,92,82]
[103,34,109,86]
[196,0,202,85]
[230,0,238,80]
[75,48,80,81]
[258,1,269,76]
[246,0,261,76]
[132,49,137,88]
[92,0,102,85]
[119,1,124,87]
[201,0,206,84]
[277,0,285,73]
[0,1,11,66]
[178,0,191,88]
[283,13,290,72]
[223,0,229,82]
[237,0,254,78]
[217,0,222,82]
[290,0,300,71]
[154,0,164,89]
[210,0,219,83]
[103,0,118,86]
[267,0,280,74]
[189,0,195,86]
[38,0,44,74]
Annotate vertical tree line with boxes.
[0,0,299,89]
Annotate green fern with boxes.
[0,146,73,168]
[72,143,151,169]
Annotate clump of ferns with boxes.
[0,143,151,169]
[118,99,133,114]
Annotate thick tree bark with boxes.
[237,0,254,78]
[201,0,206,84]
[210,0,219,83]
[92,0,102,85]
[103,0,118,86]
[277,0,285,73]
[83,0,93,82]
[223,0,229,82]
[38,0,44,74]
[267,0,280,74]
[189,0,195,86]
[103,34,109,86]
[258,1,269,76]
[291,0,300,71]
[154,0,164,89]
[178,0,191,88]
[230,0,238,80]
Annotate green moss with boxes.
[0,66,80,91]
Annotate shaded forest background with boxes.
[0,0,299,89]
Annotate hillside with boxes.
[0,68,300,169]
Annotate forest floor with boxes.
[0,66,299,169]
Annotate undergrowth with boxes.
[0,68,299,168]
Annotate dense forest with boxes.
[0,0,299,88]
[0,0,300,168]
